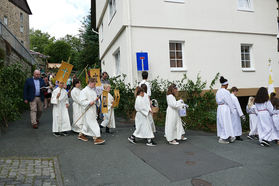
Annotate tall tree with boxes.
[44,40,72,63]
[29,29,55,54]
[77,14,99,70]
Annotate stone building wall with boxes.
[0,0,30,49]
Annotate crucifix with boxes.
[61,68,68,78]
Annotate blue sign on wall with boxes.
[136,52,149,71]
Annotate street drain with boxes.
[191,178,212,186]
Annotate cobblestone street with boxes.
[0,157,63,186]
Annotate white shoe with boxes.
[228,137,236,143]
[169,140,179,145]
[181,136,187,141]
[218,138,229,144]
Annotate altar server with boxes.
[79,78,105,145]
[100,84,116,133]
[216,76,236,144]
[128,87,156,146]
[230,87,245,141]
[51,81,71,137]
[141,84,156,133]
[165,84,187,145]
[139,71,151,97]
[254,87,276,147]
[246,97,259,140]
[271,98,279,144]
[71,79,88,141]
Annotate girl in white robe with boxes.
[79,78,105,145]
[254,87,277,147]
[51,81,71,136]
[230,87,245,140]
[128,87,156,146]
[140,84,156,133]
[101,84,116,133]
[216,76,236,144]
[246,97,259,140]
[165,84,187,145]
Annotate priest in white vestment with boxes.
[79,78,105,145]
[51,81,71,136]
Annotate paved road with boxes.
[0,105,279,186]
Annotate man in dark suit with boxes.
[24,70,45,129]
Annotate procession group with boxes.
[217,76,279,147]
[24,70,279,147]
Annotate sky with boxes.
[28,0,91,39]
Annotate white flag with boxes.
[268,59,275,95]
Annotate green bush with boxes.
[109,73,220,131]
[0,63,28,131]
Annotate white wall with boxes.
[130,0,277,34]
[131,27,279,89]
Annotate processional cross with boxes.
[61,68,68,78]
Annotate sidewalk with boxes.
[0,106,279,186]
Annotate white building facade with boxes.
[96,0,279,95]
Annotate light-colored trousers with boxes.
[30,97,43,125]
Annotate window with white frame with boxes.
[241,44,253,69]
[114,49,120,76]
[169,42,184,69]
[164,0,185,3]
[238,0,253,11]
[108,0,116,22]
[4,16,8,25]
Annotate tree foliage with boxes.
[29,29,55,54]
[45,40,72,63]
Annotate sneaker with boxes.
[60,132,69,136]
[260,142,265,147]
[128,136,136,144]
[236,136,243,141]
[94,138,105,145]
[228,137,236,143]
[146,142,156,147]
[181,136,188,141]
[262,140,270,147]
[218,138,229,144]
[247,135,254,140]
[151,139,157,145]
[254,135,259,140]
[169,140,179,145]
[78,134,88,142]
[53,132,61,137]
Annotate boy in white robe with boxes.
[165,84,187,145]
[271,98,279,145]
[79,78,105,145]
[230,87,245,141]
[128,87,156,146]
[51,81,71,137]
[101,84,116,133]
[216,76,236,144]
[71,79,88,141]
[139,71,151,97]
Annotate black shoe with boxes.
[60,132,69,136]
[261,140,270,146]
[128,136,136,144]
[247,135,254,140]
[151,139,157,145]
[53,132,61,137]
[236,136,243,141]
[106,127,113,134]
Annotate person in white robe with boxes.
[51,81,71,136]
[71,79,88,141]
[254,87,277,147]
[139,71,151,97]
[271,98,279,145]
[165,84,187,145]
[101,84,116,133]
[246,97,259,140]
[79,78,105,145]
[140,84,156,133]
[128,87,156,146]
[216,76,236,144]
[230,87,245,141]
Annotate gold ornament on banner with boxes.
[90,69,101,87]
[102,90,109,113]
[113,89,120,107]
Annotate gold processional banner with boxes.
[55,62,73,83]
[102,90,108,113]
[85,68,89,84]
[113,89,120,108]
[90,69,101,87]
